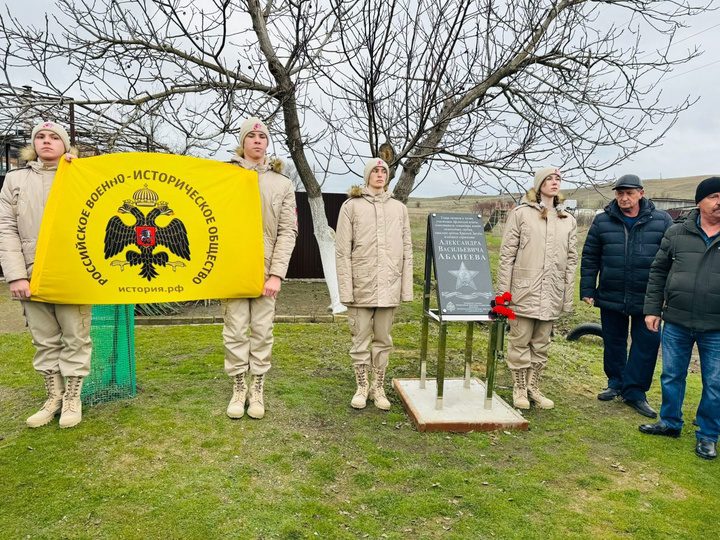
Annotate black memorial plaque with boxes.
[429,213,494,317]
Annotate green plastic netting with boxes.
[81,305,136,406]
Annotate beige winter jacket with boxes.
[335,186,413,307]
[497,194,577,320]
[230,154,298,279]
[0,161,57,282]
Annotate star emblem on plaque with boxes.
[448,261,479,290]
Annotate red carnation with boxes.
[490,301,516,320]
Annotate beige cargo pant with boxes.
[223,295,276,376]
[22,301,92,376]
[506,315,554,370]
[348,306,397,369]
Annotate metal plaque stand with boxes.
[418,218,496,410]
[393,213,527,432]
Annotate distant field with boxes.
[409,174,716,211]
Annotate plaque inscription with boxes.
[430,213,494,316]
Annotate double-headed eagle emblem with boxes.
[104,185,190,281]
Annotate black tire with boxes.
[566,322,603,341]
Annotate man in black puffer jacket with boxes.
[640,177,720,460]
[580,174,672,417]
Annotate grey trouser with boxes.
[22,301,92,377]
[506,315,553,370]
[348,306,397,370]
[223,296,276,376]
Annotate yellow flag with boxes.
[31,152,264,304]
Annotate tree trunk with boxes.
[393,155,425,204]
[248,0,345,313]
[308,196,345,313]
[277,94,345,313]
[393,120,450,203]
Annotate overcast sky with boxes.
[604,15,720,181]
[4,1,719,197]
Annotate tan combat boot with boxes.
[528,364,554,409]
[59,376,84,428]
[227,372,248,419]
[247,373,265,419]
[368,367,391,411]
[510,368,530,410]
[26,372,65,428]
[351,365,370,409]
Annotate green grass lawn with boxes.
[1,216,717,539]
[0,318,717,539]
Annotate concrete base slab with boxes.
[392,377,528,433]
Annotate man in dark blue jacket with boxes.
[580,174,672,417]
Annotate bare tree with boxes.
[0,0,348,312]
[1,0,710,309]
[0,84,171,154]
[324,0,707,202]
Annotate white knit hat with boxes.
[533,166,562,192]
[363,157,389,186]
[238,117,270,156]
[31,121,71,153]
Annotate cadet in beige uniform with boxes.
[335,158,413,410]
[223,117,297,420]
[498,167,577,410]
[0,121,91,428]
